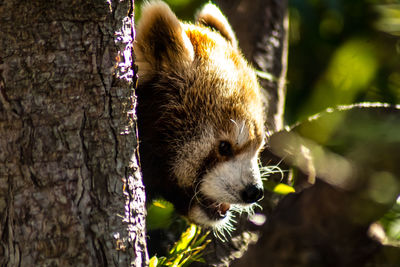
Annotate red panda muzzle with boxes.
[198,194,231,220]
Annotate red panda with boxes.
[135,1,265,232]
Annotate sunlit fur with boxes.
[135,1,265,233]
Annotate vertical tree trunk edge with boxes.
[0,0,148,266]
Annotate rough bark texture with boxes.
[190,1,289,266]
[0,0,147,266]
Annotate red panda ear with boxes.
[196,3,237,47]
[135,1,194,69]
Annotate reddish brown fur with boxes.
[135,1,265,226]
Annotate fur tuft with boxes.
[135,1,194,80]
[196,3,237,47]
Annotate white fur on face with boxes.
[199,152,262,204]
[175,120,264,228]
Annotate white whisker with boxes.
[189,180,204,210]
[259,161,285,182]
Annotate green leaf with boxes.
[147,199,175,230]
[264,180,295,195]
[172,224,197,253]
[149,256,159,267]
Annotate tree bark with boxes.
[0,0,147,266]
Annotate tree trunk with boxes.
[0,0,147,266]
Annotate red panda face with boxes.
[178,120,265,229]
[135,1,265,231]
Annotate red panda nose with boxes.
[241,184,264,203]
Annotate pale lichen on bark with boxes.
[114,2,148,266]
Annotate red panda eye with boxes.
[218,141,233,157]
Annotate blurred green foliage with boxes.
[287,0,400,124]
[147,199,175,230]
[380,197,400,243]
[287,1,400,242]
